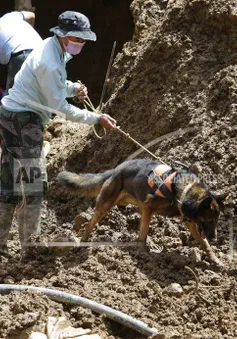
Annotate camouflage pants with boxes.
[0,106,47,202]
[6,50,32,92]
[0,202,41,254]
[0,107,46,252]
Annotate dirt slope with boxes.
[0,0,237,338]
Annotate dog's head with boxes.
[181,194,227,241]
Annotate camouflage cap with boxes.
[50,11,96,41]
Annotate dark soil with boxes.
[0,0,237,338]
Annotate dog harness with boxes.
[147,164,177,200]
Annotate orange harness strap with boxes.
[148,165,177,199]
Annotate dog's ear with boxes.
[198,196,212,211]
[212,193,228,209]
[182,199,198,218]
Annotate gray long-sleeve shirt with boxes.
[2,36,100,126]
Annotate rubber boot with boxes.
[17,203,42,249]
[0,203,16,256]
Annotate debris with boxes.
[42,141,51,158]
[29,333,47,339]
[21,316,102,339]
[46,316,92,338]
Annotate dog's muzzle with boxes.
[196,223,206,239]
[196,221,217,241]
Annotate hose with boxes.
[0,284,163,338]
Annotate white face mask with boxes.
[63,39,85,55]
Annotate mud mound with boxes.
[0,0,237,338]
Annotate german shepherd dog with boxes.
[57,159,226,265]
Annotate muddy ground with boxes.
[0,0,237,338]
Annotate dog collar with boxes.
[147,164,177,200]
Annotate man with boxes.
[0,10,42,92]
[0,11,117,257]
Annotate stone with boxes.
[164,283,183,297]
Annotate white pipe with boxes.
[0,284,163,338]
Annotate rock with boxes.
[163,283,183,297]
[190,247,202,262]
[3,276,15,284]
[48,117,65,131]
[0,269,7,277]
[43,130,53,142]
[47,117,65,137]
[204,270,221,284]
[178,231,189,245]
[183,285,194,294]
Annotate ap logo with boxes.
[13,158,46,197]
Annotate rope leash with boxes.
[116,127,166,164]
[15,159,27,215]
[79,94,167,165]
[74,84,106,139]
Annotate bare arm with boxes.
[21,11,35,27]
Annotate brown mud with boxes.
[0,0,237,338]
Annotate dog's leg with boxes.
[81,176,122,241]
[138,207,152,246]
[185,222,223,266]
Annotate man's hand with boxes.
[74,83,88,100]
[99,114,117,129]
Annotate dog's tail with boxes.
[57,169,114,197]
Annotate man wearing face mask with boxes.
[0,11,117,257]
